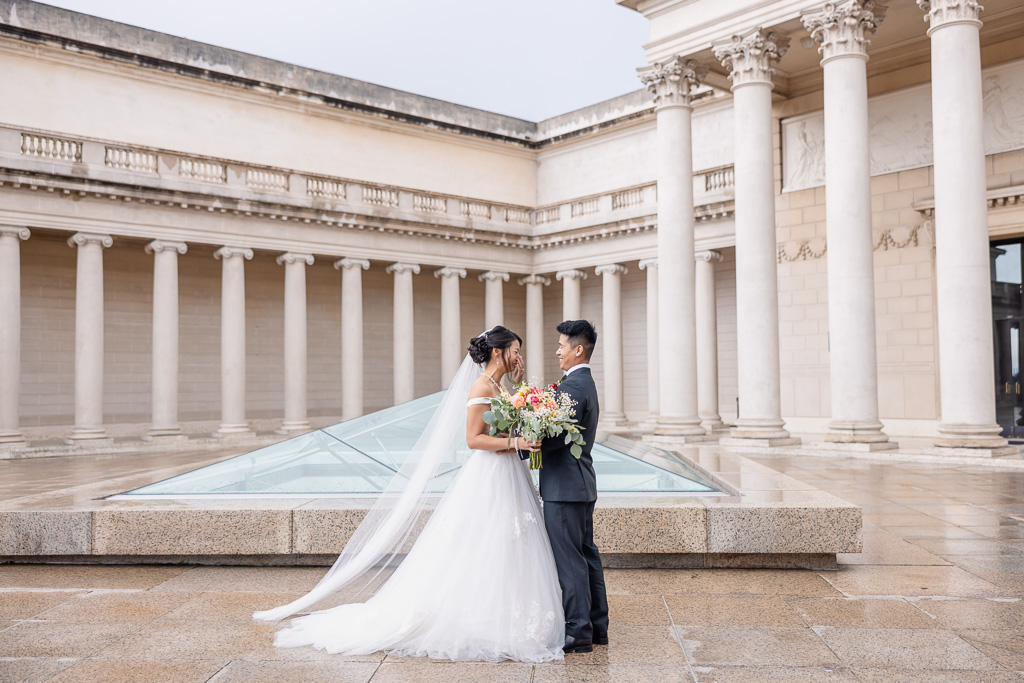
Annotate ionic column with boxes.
[519,275,551,384]
[435,267,467,385]
[144,240,187,440]
[556,269,586,321]
[65,232,113,444]
[803,2,892,448]
[335,258,370,418]
[277,252,314,433]
[713,30,797,445]
[596,264,629,426]
[213,246,253,437]
[638,258,659,426]
[388,262,420,404]
[0,226,29,446]
[479,271,509,329]
[695,251,726,433]
[919,0,1007,450]
[638,56,707,439]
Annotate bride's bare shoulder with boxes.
[467,376,496,401]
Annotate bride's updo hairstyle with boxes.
[468,326,523,368]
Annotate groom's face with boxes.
[556,334,585,372]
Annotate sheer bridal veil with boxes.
[253,353,482,622]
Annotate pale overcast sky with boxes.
[42,0,650,121]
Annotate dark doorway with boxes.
[993,240,1024,439]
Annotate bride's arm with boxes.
[466,403,519,452]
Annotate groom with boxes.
[539,320,609,654]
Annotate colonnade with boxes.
[636,0,1005,452]
[0,230,714,443]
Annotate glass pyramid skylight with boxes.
[112,392,723,498]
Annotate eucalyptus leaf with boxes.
[564,434,572,445]
[482,411,496,424]
[570,444,582,458]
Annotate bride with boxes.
[253,326,566,662]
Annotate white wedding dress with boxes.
[254,355,565,663]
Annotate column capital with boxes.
[638,258,658,271]
[556,269,588,282]
[712,28,790,89]
[214,246,253,261]
[0,226,30,241]
[595,263,629,277]
[518,274,551,286]
[334,257,370,271]
[67,232,113,249]
[802,1,886,63]
[695,250,724,263]
[638,56,709,110]
[478,270,510,283]
[386,262,420,276]
[145,240,187,256]
[918,0,982,32]
[276,252,315,266]
[434,266,467,279]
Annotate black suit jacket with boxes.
[538,367,599,502]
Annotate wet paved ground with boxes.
[3,448,1024,681]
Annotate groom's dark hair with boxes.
[557,320,597,360]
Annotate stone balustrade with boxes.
[0,124,734,250]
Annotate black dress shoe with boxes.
[592,632,608,645]
[563,635,593,653]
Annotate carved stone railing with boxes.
[363,186,399,207]
[21,133,82,162]
[460,201,490,219]
[246,169,289,193]
[704,165,735,193]
[536,207,560,225]
[413,193,447,214]
[104,146,157,173]
[306,176,346,199]
[179,158,226,183]
[571,198,600,218]
[0,125,738,251]
[612,187,645,210]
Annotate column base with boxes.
[143,426,186,442]
[643,433,714,446]
[700,417,729,436]
[730,418,795,442]
[807,441,899,453]
[64,427,113,446]
[644,416,712,445]
[912,444,1022,458]
[0,430,26,446]
[825,420,891,445]
[934,423,1009,449]
[276,421,312,435]
[213,423,253,439]
[719,436,802,448]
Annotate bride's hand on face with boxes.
[511,356,525,384]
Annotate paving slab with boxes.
[812,627,1002,670]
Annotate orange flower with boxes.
[513,395,526,408]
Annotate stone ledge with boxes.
[0,442,862,566]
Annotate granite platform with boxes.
[0,441,862,570]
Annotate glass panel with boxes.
[113,394,723,497]
[125,431,397,495]
[591,435,719,493]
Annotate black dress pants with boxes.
[543,500,609,640]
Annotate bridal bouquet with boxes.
[483,381,586,470]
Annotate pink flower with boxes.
[530,395,540,405]
[513,395,526,408]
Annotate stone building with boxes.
[1,0,1022,456]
